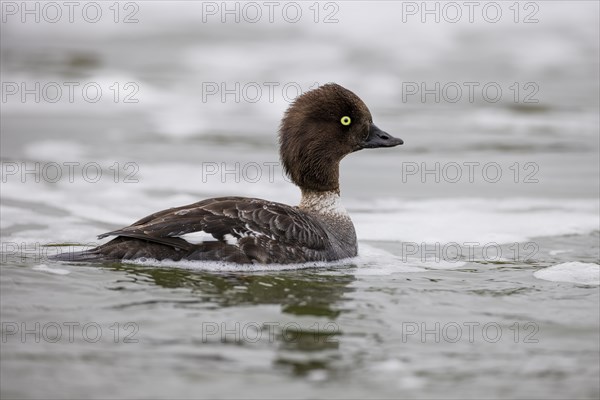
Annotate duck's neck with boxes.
[299,189,349,219]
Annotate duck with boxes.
[54,83,403,264]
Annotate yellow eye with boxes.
[340,116,351,126]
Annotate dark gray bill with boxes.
[361,123,404,149]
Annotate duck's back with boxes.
[54,196,357,264]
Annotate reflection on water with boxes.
[107,263,356,319]
[104,263,354,376]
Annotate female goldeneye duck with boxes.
[54,83,403,264]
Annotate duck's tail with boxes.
[50,248,103,262]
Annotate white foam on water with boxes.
[49,243,449,275]
[534,262,600,286]
[72,243,426,275]
[24,140,89,162]
[1,73,155,115]
[352,243,427,275]
[32,264,70,275]
[367,359,425,390]
[123,256,360,273]
[549,249,573,256]
[409,258,468,270]
[351,198,599,244]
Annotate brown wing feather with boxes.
[97,197,329,252]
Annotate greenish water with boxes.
[2,234,599,399]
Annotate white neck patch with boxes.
[299,191,349,219]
